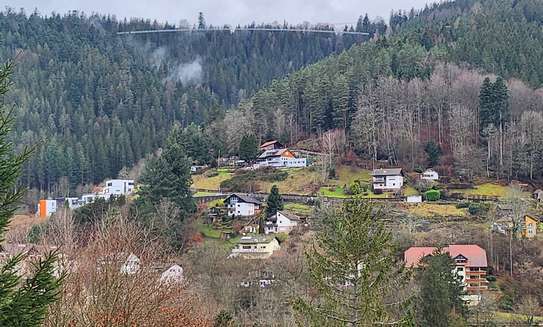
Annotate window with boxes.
[457,267,464,271]
[242,246,252,250]
[128,182,134,186]
[107,182,112,187]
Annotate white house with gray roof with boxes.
[264,211,300,234]
[371,168,404,191]
[225,194,262,217]
[230,236,280,259]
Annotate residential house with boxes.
[523,215,539,239]
[120,253,141,275]
[103,179,134,196]
[37,199,58,219]
[230,236,281,259]
[257,148,307,168]
[242,223,259,234]
[260,140,284,151]
[533,189,543,202]
[404,244,488,293]
[264,211,300,234]
[81,194,97,205]
[225,194,261,217]
[371,168,404,191]
[421,169,439,181]
[191,165,208,173]
[160,264,184,284]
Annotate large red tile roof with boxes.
[404,244,487,268]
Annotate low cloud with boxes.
[166,58,203,84]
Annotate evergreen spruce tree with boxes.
[493,76,510,127]
[417,252,467,326]
[137,127,196,217]
[0,63,62,326]
[479,77,494,133]
[424,141,442,167]
[292,198,414,326]
[265,185,283,217]
[238,134,259,162]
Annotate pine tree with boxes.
[292,198,414,326]
[238,134,259,162]
[479,77,495,133]
[424,141,442,167]
[265,185,283,217]
[0,62,62,326]
[137,127,196,217]
[417,252,467,326]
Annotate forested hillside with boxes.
[211,0,543,181]
[1,9,368,193]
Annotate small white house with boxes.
[65,197,82,209]
[265,211,300,234]
[406,195,423,204]
[120,253,140,275]
[230,236,281,259]
[421,169,439,181]
[103,179,135,196]
[160,264,184,284]
[225,194,261,217]
[371,168,404,191]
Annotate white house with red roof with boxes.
[404,244,488,293]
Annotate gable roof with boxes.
[371,168,403,176]
[225,193,261,205]
[260,140,283,149]
[268,211,301,223]
[404,244,487,268]
[239,235,276,244]
[258,148,291,159]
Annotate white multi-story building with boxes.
[371,168,404,191]
[264,211,300,234]
[225,194,261,217]
[257,149,307,168]
[103,179,135,196]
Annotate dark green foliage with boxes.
[424,141,442,167]
[0,62,62,326]
[137,127,196,217]
[468,202,489,216]
[73,196,126,226]
[265,185,283,217]
[416,252,467,326]
[219,168,288,192]
[479,77,510,133]
[238,134,259,162]
[292,198,414,325]
[174,124,213,165]
[1,11,359,192]
[424,189,441,201]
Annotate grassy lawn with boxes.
[455,183,510,197]
[318,186,390,199]
[407,203,467,218]
[333,165,372,185]
[284,202,313,216]
[197,222,223,239]
[494,311,543,323]
[404,185,419,196]
[192,169,233,190]
[193,191,218,197]
[257,168,321,194]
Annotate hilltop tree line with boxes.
[206,0,543,181]
[0,9,366,194]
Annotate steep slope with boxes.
[220,0,543,181]
[0,10,364,192]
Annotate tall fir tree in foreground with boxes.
[416,252,467,326]
[137,125,196,246]
[0,62,62,325]
[291,198,414,326]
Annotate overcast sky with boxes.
[4,0,433,26]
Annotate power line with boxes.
[117,27,369,36]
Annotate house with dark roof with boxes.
[371,168,404,191]
[260,140,284,151]
[264,211,300,234]
[225,194,262,217]
[404,244,488,293]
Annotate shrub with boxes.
[468,202,489,215]
[486,275,497,282]
[275,233,288,243]
[455,202,470,209]
[424,189,441,201]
